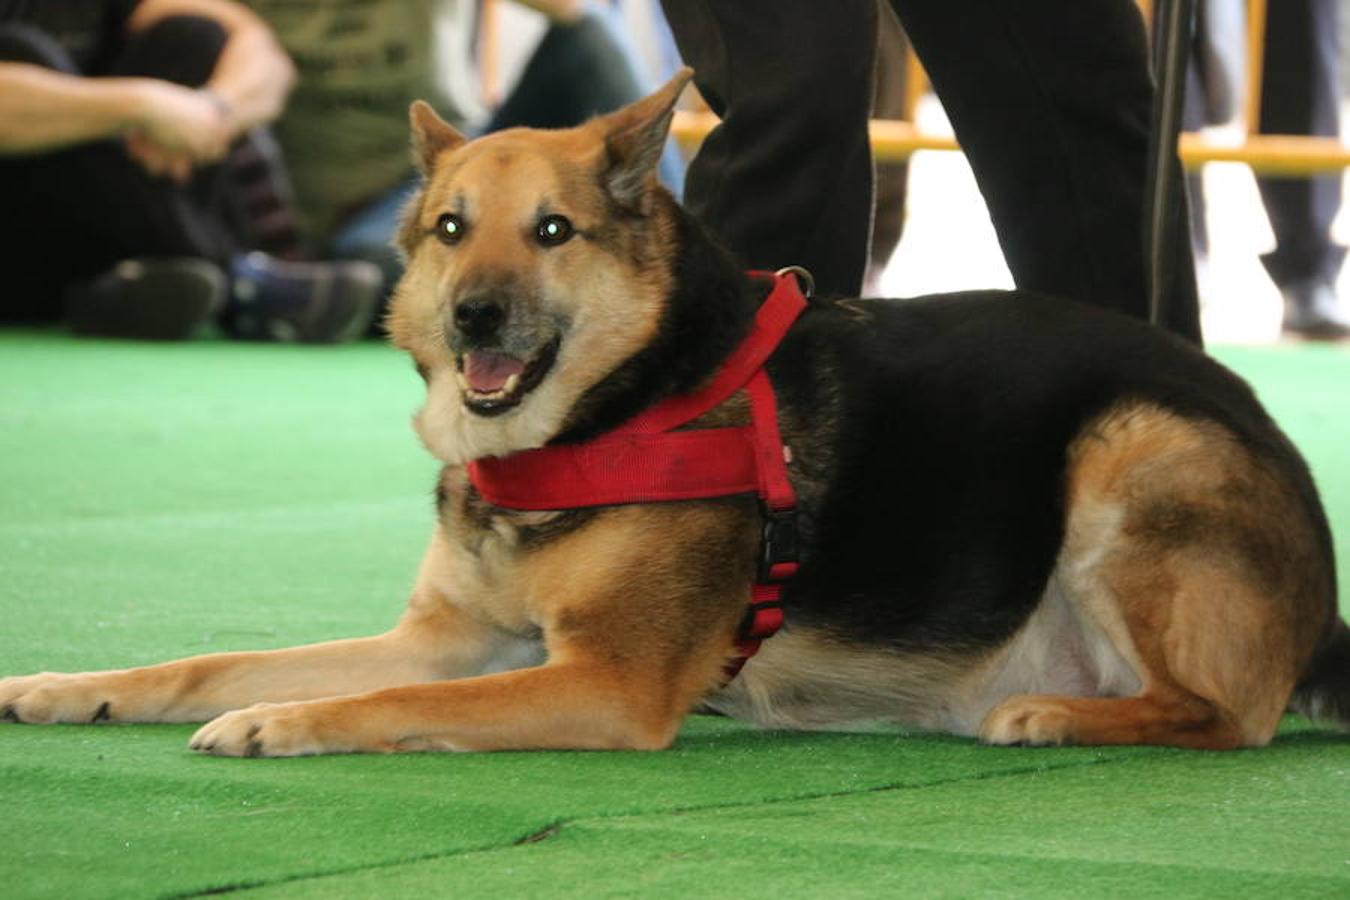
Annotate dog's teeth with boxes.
[504,373,521,395]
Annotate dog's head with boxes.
[388,69,694,465]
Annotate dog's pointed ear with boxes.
[596,67,693,209]
[409,100,467,174]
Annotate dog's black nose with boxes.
[453,295,506,341]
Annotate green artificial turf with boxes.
[0,331,1346,899]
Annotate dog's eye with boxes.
[436,213,466,245]
[536,214,573,247]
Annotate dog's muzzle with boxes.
[450,291,508,345]
[445,288,561,417]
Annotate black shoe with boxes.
[1282,278,1350,341]
[224,252,382,344]
[64,258,226,341]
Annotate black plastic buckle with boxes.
[738,599,785,642]
[757,504,799,583]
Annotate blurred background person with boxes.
[0,0,382,342]
[1186,0,1349,340]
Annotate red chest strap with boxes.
[467,270,808,681]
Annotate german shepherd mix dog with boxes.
[3,71,1348,756]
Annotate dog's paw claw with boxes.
[190,702,331,758]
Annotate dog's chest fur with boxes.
[432,466,590,636]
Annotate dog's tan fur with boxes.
[0,71,1341,755]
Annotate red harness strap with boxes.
[468,270,808,680]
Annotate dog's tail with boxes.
[1290,617,1350,728]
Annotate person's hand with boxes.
[123,131,195,183]
[514,0,584,24]
[124,80,232,182]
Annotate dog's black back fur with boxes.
[770,289,1336,653]
[642,201,1339,656]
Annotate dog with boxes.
[2,70,1347,756]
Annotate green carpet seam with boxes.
[795,839,1350,885]
[172,753,1133,897]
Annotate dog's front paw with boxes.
[979,694,1075,746]
[190,700,362,757]
[0,672,117,725]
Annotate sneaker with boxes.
[64,258,226,341]
[224,252,382,344]
[1281,278,1350,341]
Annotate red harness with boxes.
[467,270,809,680]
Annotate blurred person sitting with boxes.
[0,0,381,342]
[1186,0,1350,340]
[244,0,685,313]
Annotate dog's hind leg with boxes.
[0,530,523,725]
[980,402,1335,750]
[979,552,1290,749]
[980,694,1244,749]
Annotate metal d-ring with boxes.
[774,266,815,300]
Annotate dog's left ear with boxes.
[596,67,693,210]
[409,100,467,175]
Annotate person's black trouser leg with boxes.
[0,17,237,321]
[1256,0,1344,288]
[659,0,878,299]
[890,0,1201,342]
[868,2,913,291]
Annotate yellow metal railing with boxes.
[670,114,1350,175]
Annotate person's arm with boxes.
[0,63,221,158]
[127,0,297,137]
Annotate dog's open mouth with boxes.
[455,337,560,416]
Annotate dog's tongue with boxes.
[464,350,526,393]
